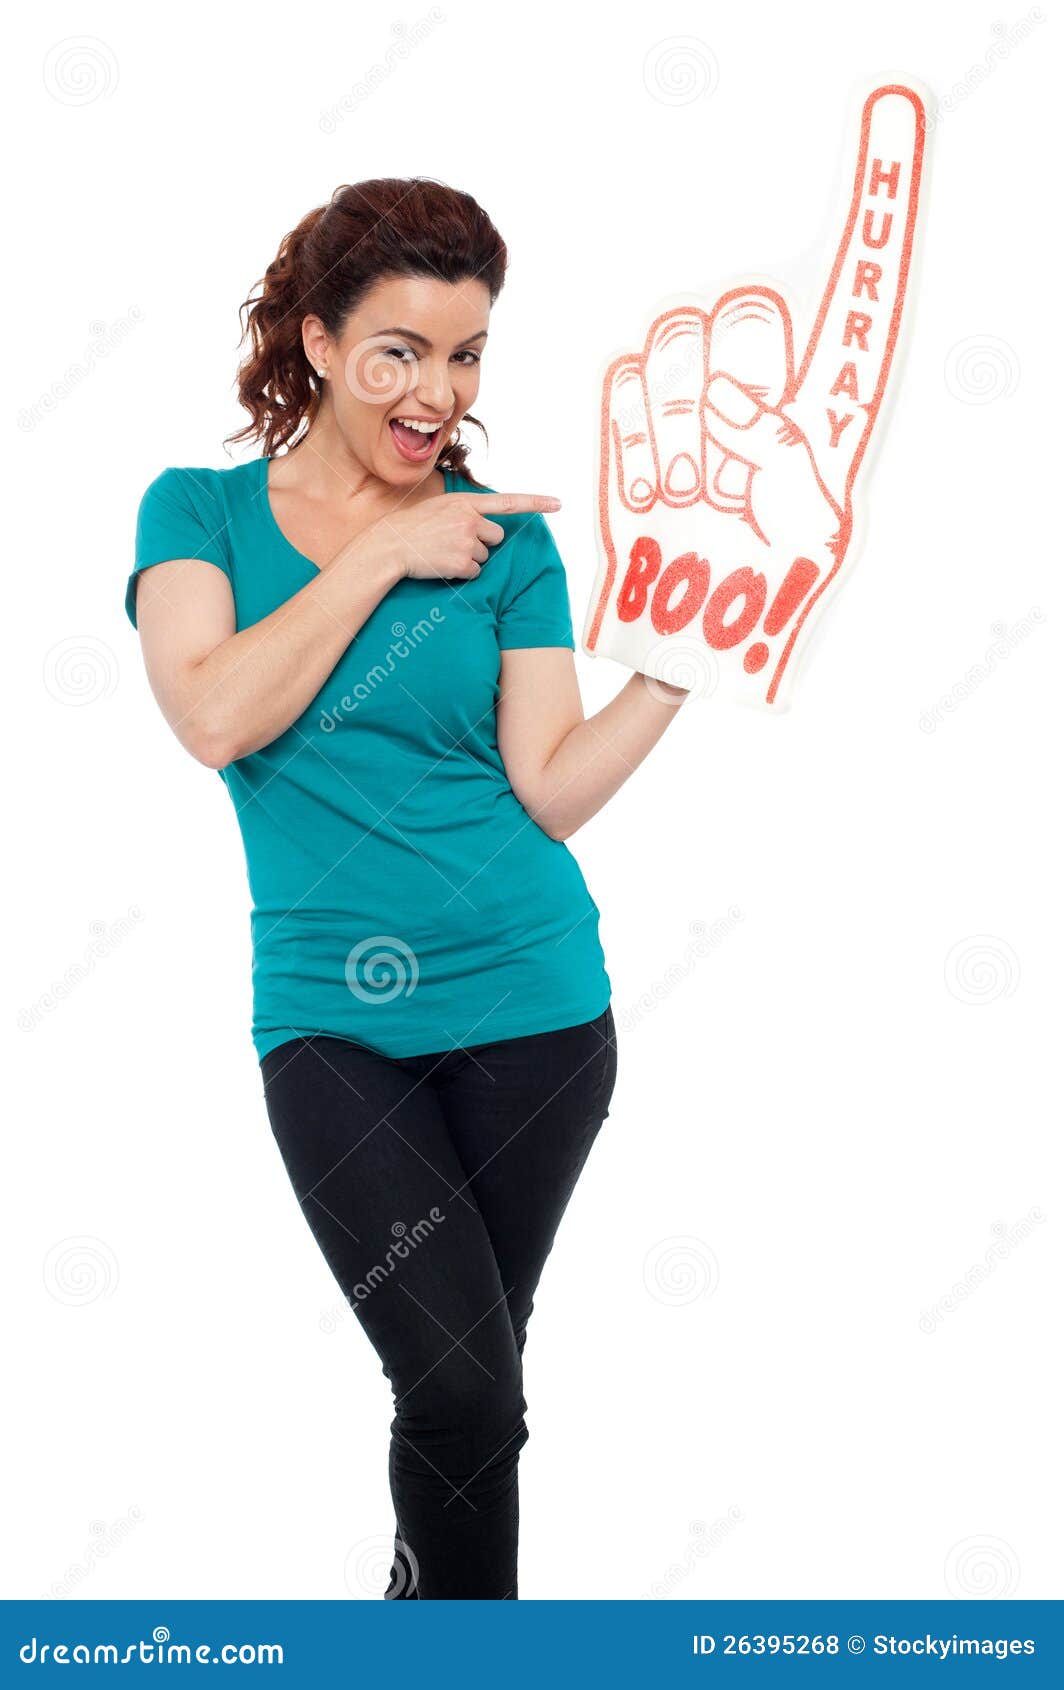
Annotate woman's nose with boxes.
[416,361,453,414]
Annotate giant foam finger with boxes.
[705,288,795,512]
[792,84,925,507]
[584,81,928,711]
[605,357,656,514]
[586,354,653,654]
[644,309,709,508]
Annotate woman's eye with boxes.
[453,350,481,366]
[384,345,417,363]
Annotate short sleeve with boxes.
[126,467,233,628]
[496,515,575,651]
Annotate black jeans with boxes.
[260,1005,617,1600]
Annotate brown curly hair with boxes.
[228,177,508,480]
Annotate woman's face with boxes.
[305,274,491,487]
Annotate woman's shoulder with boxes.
[134,462,262,581]
[139,459,260,506]
[136,462,262,565]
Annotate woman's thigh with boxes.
[434,1006,618,1339]
[259,1035,521,1401]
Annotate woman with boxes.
[126,178,686,1599]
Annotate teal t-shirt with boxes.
[127,458,611,1061]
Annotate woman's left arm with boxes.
[496,647,687,842]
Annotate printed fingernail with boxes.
[628,477,655,506]
[704,374,761,428]
[664,454,700,497]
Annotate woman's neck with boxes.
[272,412,444,516]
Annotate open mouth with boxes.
[388,416,448,463]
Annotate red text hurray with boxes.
[583,83,926,709]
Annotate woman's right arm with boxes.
[135,491,557,768]
[136,543,402,768]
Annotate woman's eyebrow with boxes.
[372,326,489,349]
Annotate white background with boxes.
[6,0,1060,1602]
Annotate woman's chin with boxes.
[374,450,438,488]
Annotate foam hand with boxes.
[583,84,925,708]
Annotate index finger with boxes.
[792,84,925,506]
[466,492,562,514]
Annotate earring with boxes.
[315,368,326,379]
[448,429,460,446]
